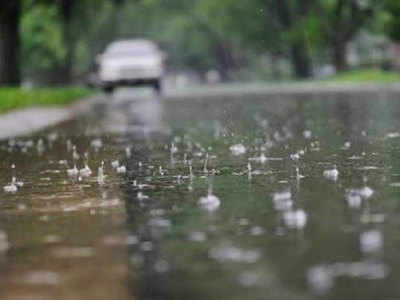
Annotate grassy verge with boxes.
[327,69,400,83]
[0,87,94,114]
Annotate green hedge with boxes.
[0,87,94,113]
[329,69,400,83]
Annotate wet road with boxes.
[2,87,400,299]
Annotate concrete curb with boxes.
[0,94,104,140]
[2,82,400,140]
[166,82,400,100]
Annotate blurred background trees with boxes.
[1,0,400,86]
[0,1,21,85]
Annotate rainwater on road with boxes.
[1,87,400,299]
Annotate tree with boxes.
[0,1,21,86]
[208,0,316,79]
[150,0,241,80]
[315,0,381,71]
[21,0,124,83]
[58,0,80,83]
[269,0,314,78]
[383,0,400,42]
[58,0,126,82]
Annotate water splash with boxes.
[125,147,132,158]
[303,130,312,139]
[230,143,246,156]
[67,165,78,177]
[295,167,305,181]
[345,186,374,208]
[111,160,120,168]
[323,165,339,181]
[283,209,307,229]
[189,161,194,178]
[307,261,388,294]
[360,230,383,254]
[203,153,209,173]
[159,166,165,176]
[209,242,261,263]
[90,138,103,149]
[188,231,207,242]
[272,189,293,211]
[247,162,252,180]
[79,152,92,177]
[97,161,105,185]
[137,192,149,200]
[4,164,23,193]
[0,230,10,252]
[79,164,92,177]
[290,152,300,161]
[116,165,126,174]
[198,177,220,212]
[72,145,80,161]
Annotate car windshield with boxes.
[104,48,157,57]
[104,41,158,57]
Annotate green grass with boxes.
[328,69,400,83]
[0,87,94,113]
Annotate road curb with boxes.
[0,94,104,140]
[166,83,400,100]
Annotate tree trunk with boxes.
[291,39,312,78]
[213,41,236,82]
[270,53,282,80]
[0,1,21,86]
[60,0,75,83]
[332,40,348,72]
[194,17,236,81]
[274,0,313,79]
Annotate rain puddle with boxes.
[2,91,400,299]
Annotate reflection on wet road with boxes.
[2,88,400,299]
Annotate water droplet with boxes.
[360,230,383,254]
[137,192,149,200]
[111,160,120,168]
[116,165,126,174]
[154,259,170,273]
[79,164,92,177]
[198,193,220,212]
[230,144,246,155]
[272,189,293,211]
[209,243,261,263]
[346,190,362,208]
[140,241,153,252]
[290,153,300,161]
[323,165,339,181]
[307,265,334,294]
[21,270,61,286]
[90,138,103,149]
[188,231,207,242]
[67,165,78,177]
[250,226,265,236]
[283,209,307,229]
[303,130,312,139]
[0,230,10,252]
[52,247,93,258]
[97,161,105,185]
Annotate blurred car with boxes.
[97,39,164,93]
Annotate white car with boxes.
[97,39,164,93]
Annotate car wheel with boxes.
[103,86,114,94]
[153,80,162,94]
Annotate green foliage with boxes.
[21,0,117,77]
[21,2,64,73]
[17,0,400,83]
[383,0,400,41]
[328,69,400,83]
[0,87,93,113]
